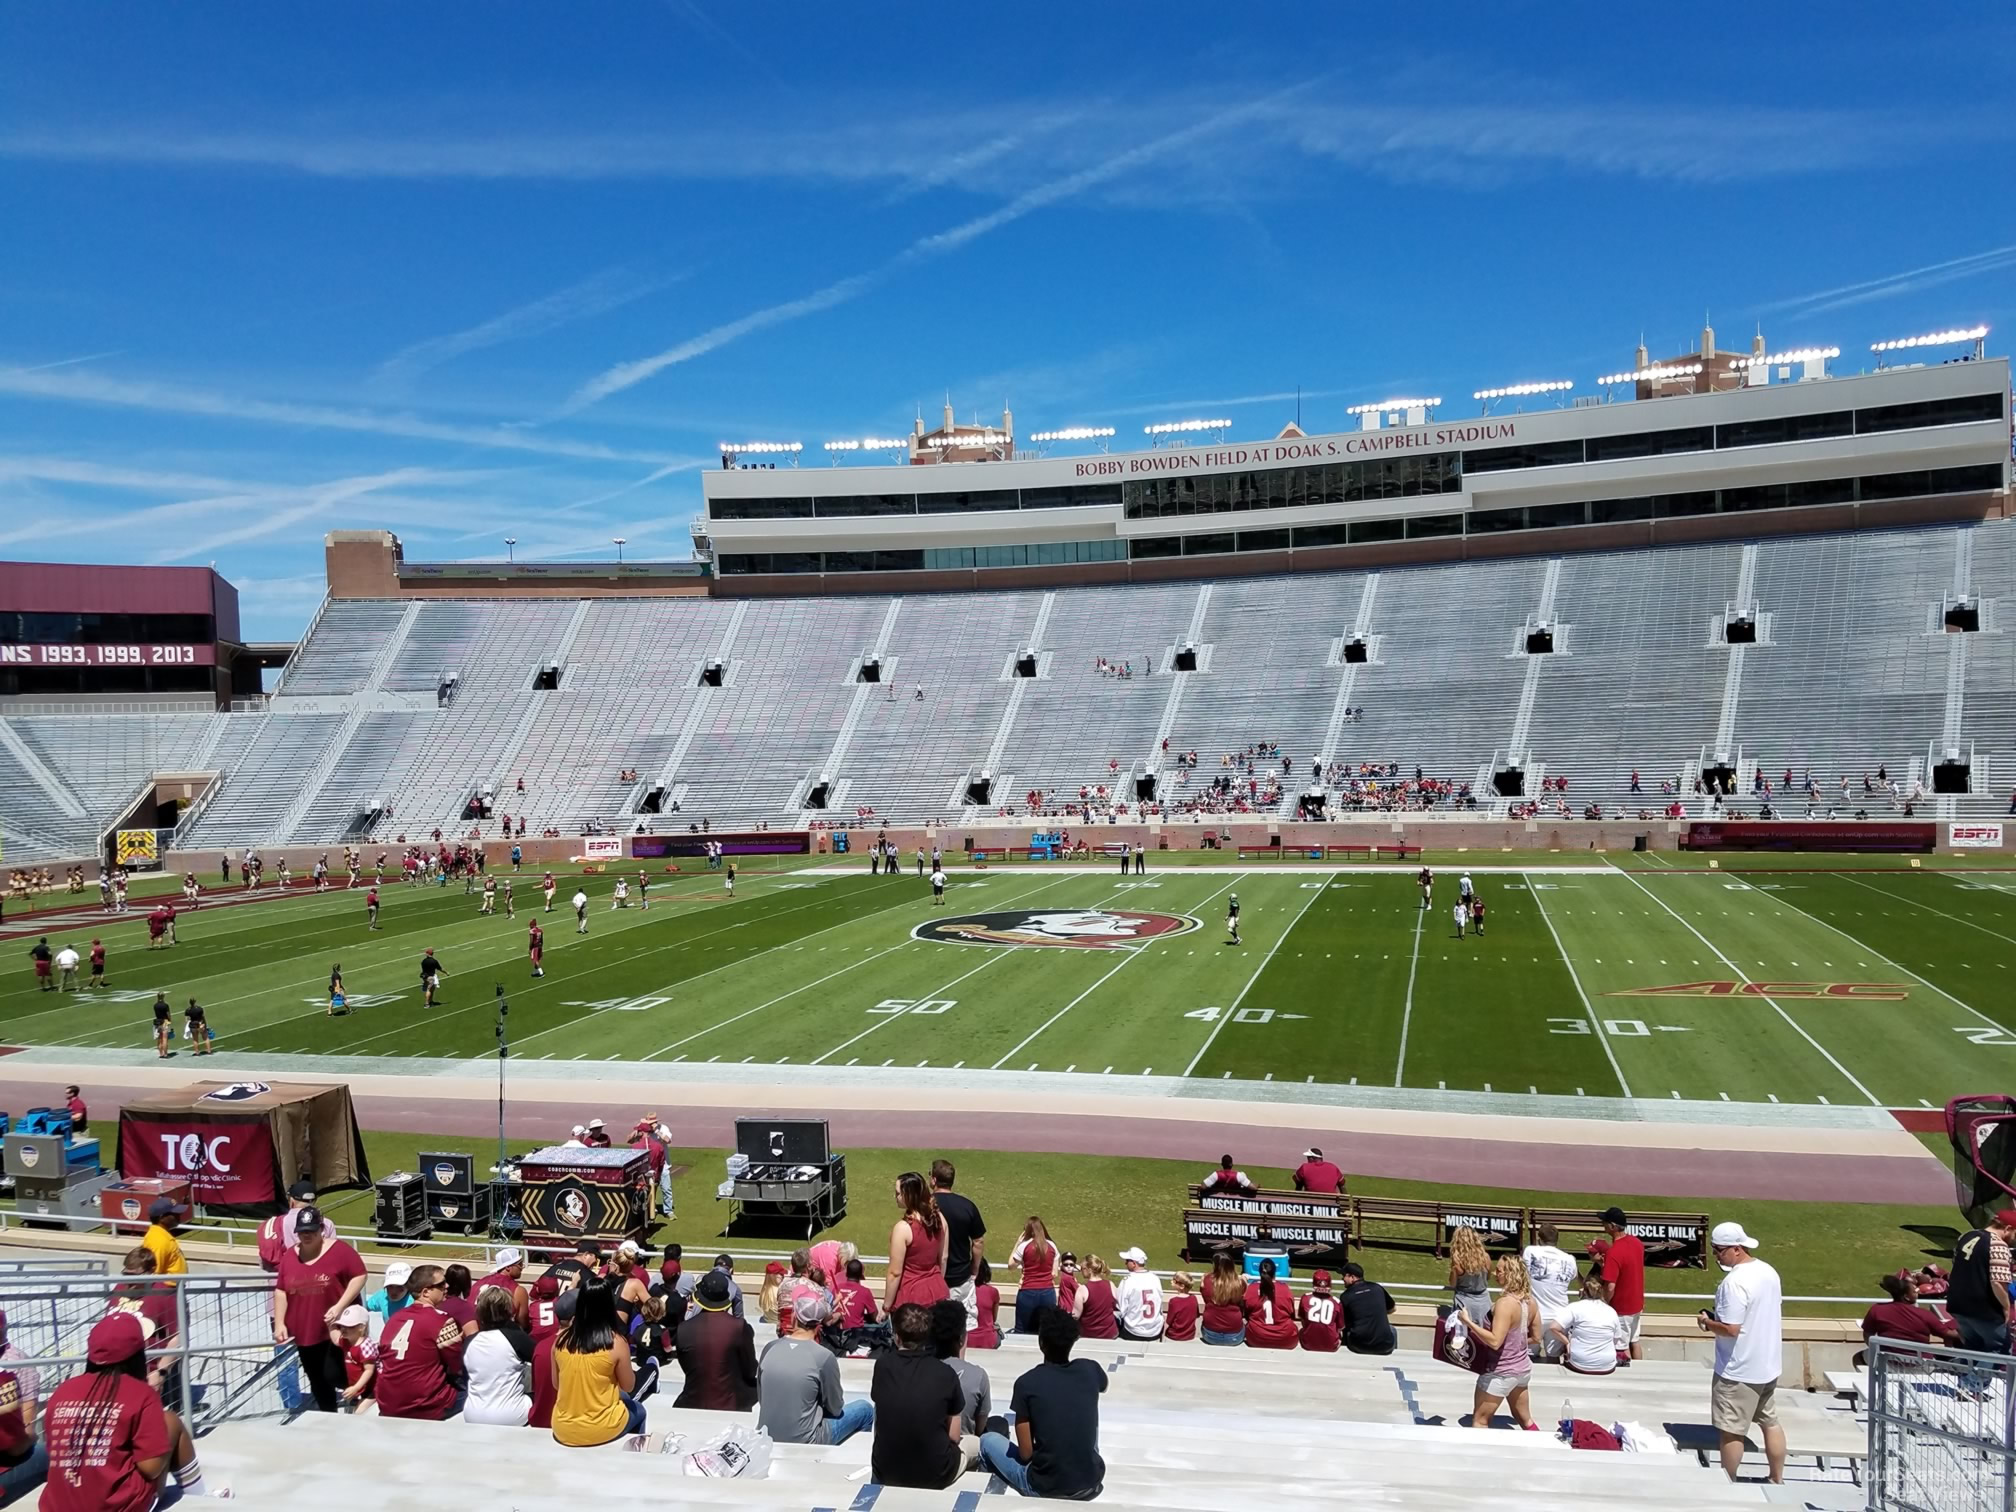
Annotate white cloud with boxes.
[563,84,1317,412]
[1758,243,2016,317]
[373,267,680,386]
[0,365,703,466]
[0,93,1983,193]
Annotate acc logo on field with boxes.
[914,910,1200,949]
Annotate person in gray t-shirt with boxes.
[757,1294,873,1445]
[931,1300,992,1435]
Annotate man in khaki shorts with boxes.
[1697,1220,1786,1483]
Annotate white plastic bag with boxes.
[1617,1420,1677,1454]
[684,1426,774,1478]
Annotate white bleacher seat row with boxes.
[2,519,2009,855]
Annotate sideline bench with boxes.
[1353,1195,1526,1257]
[1530,1206,1711,1269]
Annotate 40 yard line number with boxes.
[1184,1007,1309,1023]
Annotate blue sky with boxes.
[2,4,2013,639]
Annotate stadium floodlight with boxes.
[1595,363,1703,385]
[718,440,804,454]
[822,437,910,455]
[1142,419,1233,435]
[1870,325,1988,352]
[504,537,517,563]
[1734,346,1840,369]
[1343,398,1442,415]
[612,537,627,563]
[1028,426,1118,442]
[1472,381,1573,401]
[923,430,1010,448]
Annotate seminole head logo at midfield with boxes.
[914,909,1200,949]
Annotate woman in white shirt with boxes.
[462,1286,535,1426]
[1548,1273,1623,1376]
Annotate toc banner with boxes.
[579,836,623,860]
[117,1112,279,1210]
[1950,822,2006,849]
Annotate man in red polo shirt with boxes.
[374,1265,466,1420]
[1598,1206,1648,1360]
[272,1207,367,1412]
[1292,1147,1345,1194]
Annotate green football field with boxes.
[5,854,2014,1108]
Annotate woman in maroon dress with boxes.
[882,1171,949,1313]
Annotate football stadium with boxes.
[4,13,2016,1510]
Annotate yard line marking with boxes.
[1103,1066,1113,1075]
[1525,872,1632,1097]
[1842,872,2016,951]
[817,947,1019,1067]
[1065,1064,1076,1073]
[1180,876,1328,1079]
[1392,904,1428,1086]
[996,877,1239,1073]
[1762,876,2016,1042]
[1611,869,1879,1105]
[648,873,1071,1062]
[1768,1094,1778,1103]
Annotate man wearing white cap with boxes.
[1115,1248,1165,1342]
[477,1247,529,1327]
[564,1125,587,1147]
[1293,1147,1344,1195]
[1697,1221,1785,1484]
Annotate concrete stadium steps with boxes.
[280,599,412,695]
[179,712,346,847]
[1323,557,1539,810]
[194,1343,1787,1512]
[1734,530,1952,799]
[1524,542,1740,812]
[13,518,2008,854]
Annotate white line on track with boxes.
[1183,875,1329,1079]
[1610,868,1881,1104]
[1524,871,1632,1097]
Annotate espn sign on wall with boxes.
[579,837,623,860]
[117,1113,279,1210]
[1950,823,2005,849]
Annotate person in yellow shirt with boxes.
[140,1197,190,1275]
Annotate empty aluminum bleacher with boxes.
[180,713,345,847]
[280,600,410,694]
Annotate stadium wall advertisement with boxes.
[1950,822,2005,848]
[1682,820,1937,853]
[0,643,216,666]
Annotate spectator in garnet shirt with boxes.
[1597,1207,1648,1360]
[1297,1270,1343,1353]
[1072,1255,1120,1340]
[271,1206,368,1412]
[1244,1259,1298,1349]
[1008,1217,1060,1334]
[1860,1272,1960,1353]
[836,1258,880,1331]
[967,1259,1002,1349]
[41,1312,223,1511]
[1164,1273,1201,1342]
[375,1265,467,1420]
[1200,1255,1248,1346]
[1200,1155,1258,1198]
[885,1171,951,1313]
[1292,1147,1345,1195]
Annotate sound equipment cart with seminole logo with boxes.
[516,1144,650,1259]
